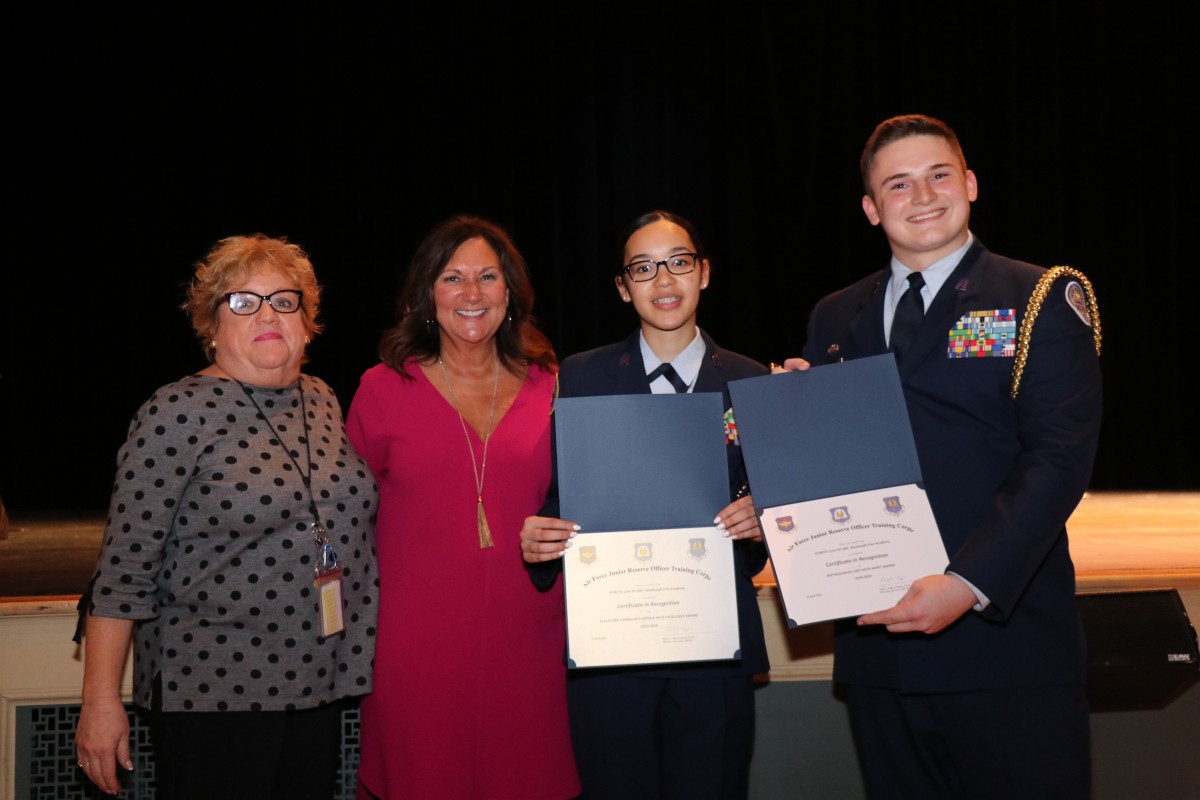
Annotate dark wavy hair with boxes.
[378,215,556,377]
[859,114,967,199]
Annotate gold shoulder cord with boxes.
[1010,266,1102,399]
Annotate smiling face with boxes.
[862,133,978,270]
[210,266,308,386]
[433,236,510,353]
[615,219,710,345]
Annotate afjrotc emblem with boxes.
[578,545,597,565]
[689,538,708,560]
[829,506,851,524]
[635,543,653,561]
[776,516,796,533]
[883,496,903,516]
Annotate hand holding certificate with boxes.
[554,393,741,668]
[728,355,949,627]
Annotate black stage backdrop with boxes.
[3,6,1194,515]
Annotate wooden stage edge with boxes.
[753,491,1200,595]
[1,491,1198,615]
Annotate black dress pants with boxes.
[567,671,756,800]
[845,683,1090,800]
[151,675,345,800]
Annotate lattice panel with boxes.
[339,705,360,799]
[17,703,361,799]
[22,704,154,799]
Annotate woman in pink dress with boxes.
[347,215,579,800]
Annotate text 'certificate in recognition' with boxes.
[563,526,739,668]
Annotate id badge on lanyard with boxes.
[312,521,345,637]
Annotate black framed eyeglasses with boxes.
[223,290,304,315]
[620,252,699,282]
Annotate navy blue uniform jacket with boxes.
[802,240,1102,692]
[532,328,771,678]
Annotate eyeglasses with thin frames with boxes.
[620,252,699,282]
[224,290,304,315]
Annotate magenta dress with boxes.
[346,360,579,800]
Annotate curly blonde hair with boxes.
[182,233,323,362]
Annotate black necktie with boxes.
[889,272,926,363]
[647,362,689,393]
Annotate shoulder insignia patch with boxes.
[1065,281,1090,325]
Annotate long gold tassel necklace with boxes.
[437,356,501,548]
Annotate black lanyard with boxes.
[235,378,337,574]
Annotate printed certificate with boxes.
[759,484,947,626]
[563,526,739,668]
[554,393,741,668]
[728,355,949,627]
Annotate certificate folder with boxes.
[727,355,922,505]
[555,393,740,668]
[555,394,728,530]
[727,355,949,627]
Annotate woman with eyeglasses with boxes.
[73,233,380,799]
[519,210,770,800]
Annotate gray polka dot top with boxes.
[86,374,380,712]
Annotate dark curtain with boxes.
[2,6,1193,513]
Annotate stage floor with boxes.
[2,492,1198,601]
